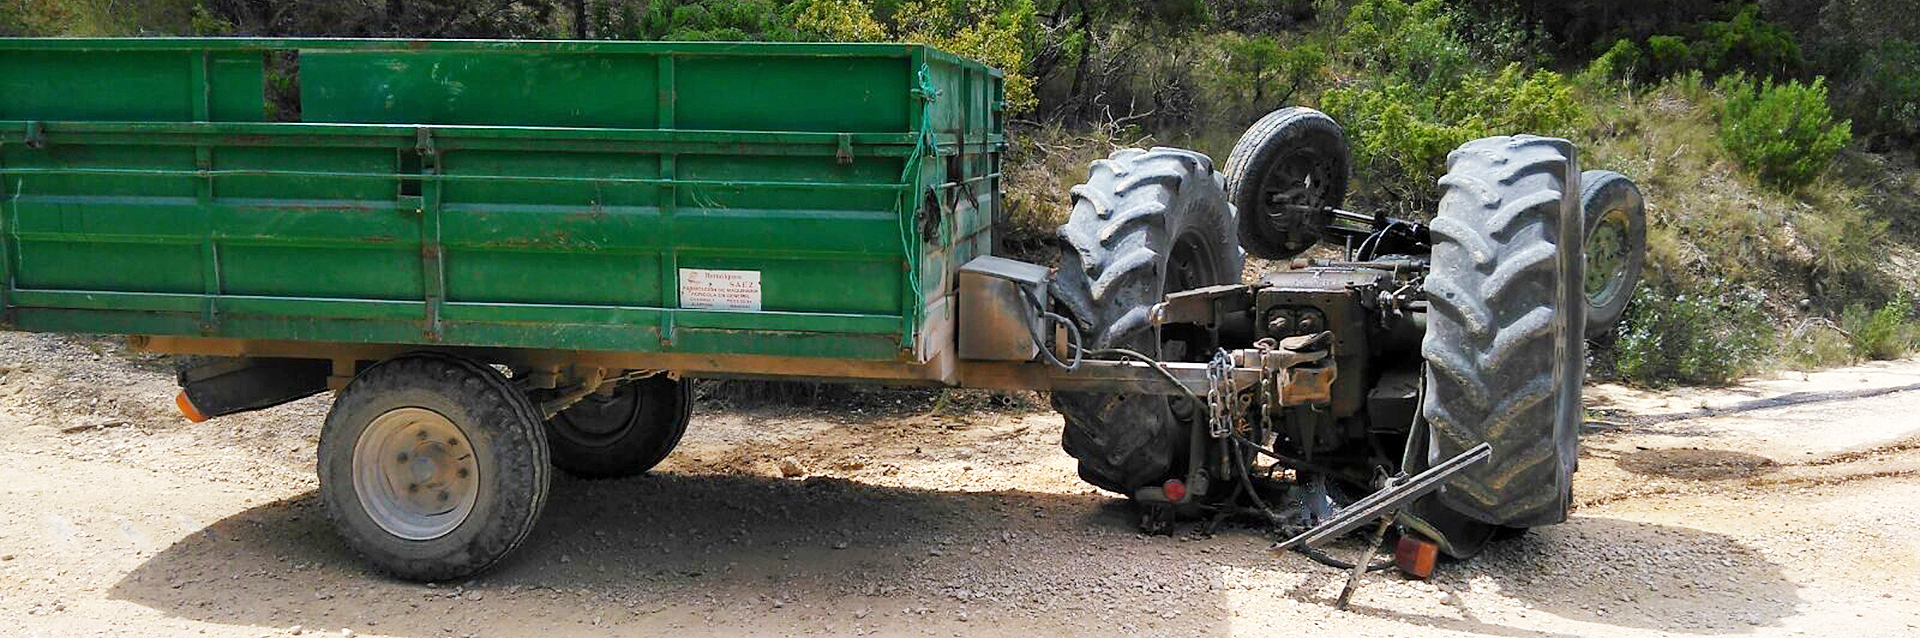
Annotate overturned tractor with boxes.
[1047,107,1646,570]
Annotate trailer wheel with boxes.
[545,376,691,479]
[1223,107,1350,260]
[318,353,549,581]
[1421,136,1584,529]
[1578,170,1646,339]
[1052,148,1245,495]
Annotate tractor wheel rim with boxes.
[1164,229,1219,422]
[1259,149,1333,251]
[352,407,479,541]
[1585,207,1632,307]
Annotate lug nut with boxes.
[438,491,450,502]
[397,452,409,462]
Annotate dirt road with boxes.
[1,332,1917,637]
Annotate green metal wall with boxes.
[0,39,1004,362]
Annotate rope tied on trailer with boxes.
[895,63,943,342]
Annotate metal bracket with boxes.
[23,121,45,149]
[414,127,437,160]
[835,133,853,165]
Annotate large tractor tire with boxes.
[1052,148,1244,495]
[318,353,550,581]
[1578,169,1647,339]
[1421,135,1585,529]
[1223,107,1351,260]
[545,375,691,479]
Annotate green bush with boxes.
[790,0,884,41]
[1840,294,1916,360]
[1335,0,1472,92]
[1784,321,1856,371]
[1718,76,1852,190]
[1647,35,1692,77]
[1579,38,1642,85]
[1211,34,1325,112]
[1324,64,1579,214]
[1607,281,1775,386]
[1696,4,1802,78]
[894,0,1040,113]
[1834,39,1920,148]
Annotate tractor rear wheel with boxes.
[1051,148,1244,495]
[1420,135,1584,531]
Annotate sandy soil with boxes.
[1,332,1917,638]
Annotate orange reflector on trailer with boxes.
[175,391,208,423]
[1395,535,1438,579]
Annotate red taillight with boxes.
[1162,478,1187,502]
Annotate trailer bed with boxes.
[0,38,1003,375]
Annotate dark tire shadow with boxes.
[1621,382,1920,428]
[1328,516,1804,636]
[1616,447,1781,480]
[109,473,1802,637]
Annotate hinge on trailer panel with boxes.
[415,127,437,160]
[836,134,853,165]
[23,121,45,149]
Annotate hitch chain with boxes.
[1206,349,1235,439]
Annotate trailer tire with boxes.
[1578,170,1646,339]
[1223,107,1350,260]
[318,353,550,581]
[1052,147,1245,495]
[1421,136,1584,529]
[545,376,691,479]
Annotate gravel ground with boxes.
[0,332,1917,637]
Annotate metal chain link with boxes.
[1206,348,1234,439]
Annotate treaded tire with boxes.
[318,352,550,581]
[1421,135,1585,528]
[546,376,691,479]
[1052,147,1244,495]
[1578,169,1646,339]
[1223,107,1350,260]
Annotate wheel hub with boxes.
[1259,150,1335,253]
[353,407,479,540]
[1585,207,1632,304]
[549,385,641,448]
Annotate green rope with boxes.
[896,63,941,348]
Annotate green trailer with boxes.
[1,37,1632,583]
[0,37,1207,579]
[0,37,1002,371]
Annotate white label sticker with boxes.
[679,269,762,311]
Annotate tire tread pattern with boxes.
[319,352,550,581]
[1223,107,1350,259]
[1422,136,1581,528]
[1052,147,1242,494]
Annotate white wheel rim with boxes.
[352,407,479,540]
